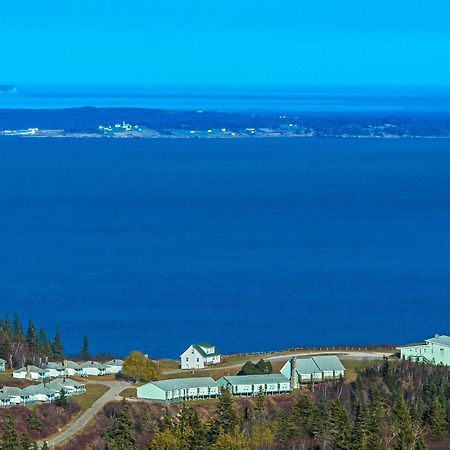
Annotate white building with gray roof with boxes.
[397,334,450,365]
[137,377,219,402]
[180,343,221,370]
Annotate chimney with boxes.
[290,357,297,390]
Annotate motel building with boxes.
[217,374,291,396]
[137,377,220,403]
[397,334,450,365]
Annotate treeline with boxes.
[0,312,64,369]
[84,359,450,450]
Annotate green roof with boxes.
[312,356,345,372]
[193,344,220,357]
[220,374,289,385]
[150,377,218,392]
[426,334,450,347]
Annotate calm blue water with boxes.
[2,85,450,113]
[0,137,449,357]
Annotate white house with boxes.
[12,365,46,381]
[397,334,450,366]
[105,359,124,374]
[0,358,6,372]
[47,378,86,396]
[218,374,291,396]
[180,343,221,370]
[137,377,219,403]
[45,362,66,378]
[0,393,12,407]
[23,384,58,403]
[281,355,345,388]
[0,387,32,405]
[80,361,107,376]
[62,360,83,377]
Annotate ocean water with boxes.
[0,137,449,357]
[2,85,450,113]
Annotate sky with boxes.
[1,0,450,88]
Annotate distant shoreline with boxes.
[1,106,450,139]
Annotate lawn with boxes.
[120,387,137,398]
[71,383,109,411]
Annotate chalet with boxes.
[12,365,46,381]
[106,359,124,374]
[281,355,345,388]
[180,343,221,370]
[397,334,450,365]
[80,361,108,376]
[0,358,6,372]
[137,377,219,402]
[217,374,291,396]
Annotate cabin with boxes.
[180,343,221,370]
[45,362,66,378]
[0,358,6,372]
[106,359,124,374]
[63,360,84,377]
[12,365,46,381]
[217,374,291,396]
[281,355,345,387]
[23,384,58,403]
[0,387,32,405]
[397,334,450,365]
[137,377,219,402]
[46,378,86,396]
[80,361,108,376]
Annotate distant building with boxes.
[62,360,84,377]
[137,377,219,402]
[12,365,46,381]
[80,361,108,377]
[0,358,6,372]
[397,334,450,365]
[281,355,345,388]
[217,374,291,396]
[45,362,66,378]
[106,359,124,374]
[180,343,221,370]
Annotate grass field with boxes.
[120,387,137,398]
[71,384,109,411]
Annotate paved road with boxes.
[163,350,392,375]
[44,380,131,449]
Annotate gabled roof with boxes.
[63,360,83,369]
[149,377,218,392]
[220,374,290,385]
[0,393,12,401]
[425,334,450,348]
[23,384,56,396]
[106,359,124,366]
[80,361,108,369]
[294,358,322,374]
[0,358,6,363]
[1,386,29,397]
[46,362,65,370]
[192,344,221,357]
[13,365,46,375]
[312,356,345,372]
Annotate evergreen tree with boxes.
[52,325,64,360]
[178,403,207,449]
[328,400,351,450]
[41,442,49,450]
[26,320,39,354]
[38,328,51,357]
[1,412,21,450]
[3,314,11,336]
[27,409,42,430]
[20,432,34,450]
[429,396,447,439]
[210,428,250,450]
[56,388,69,409]
[81,334,90,360]
[105,400,137,450]
[391,396,414,450]
[351,402,370,450]
[209,388,240,441]
[12,312,24,340]
[159,406,175,432]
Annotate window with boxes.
[197,358,200,362]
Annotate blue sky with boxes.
[1,0,450,87]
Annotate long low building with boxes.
[137,377,219,402]
[217,374,291,396]
[281,355,345,387]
